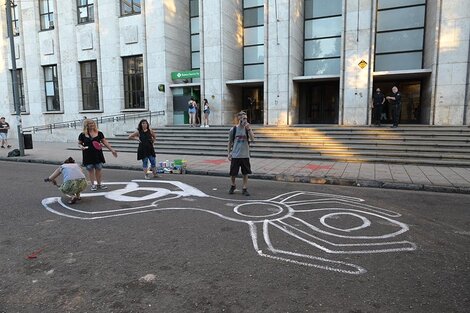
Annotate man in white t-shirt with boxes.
[0,117,11,149]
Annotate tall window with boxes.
[39,0,54,30]
[10,69,26,112]
[121,0,141,16]
[11,1,20,36]
[375,0,426,71]
[77,0,94,24]
[243,0,264,80]
[190,0,200,82]
[304,0,342,75]
[43,65,60,111]
[123,56,144,109]
[80,61,99,111]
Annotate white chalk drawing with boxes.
[42,180,417,274]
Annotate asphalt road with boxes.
[0,161,469,313]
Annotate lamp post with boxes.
[5,0,25,156]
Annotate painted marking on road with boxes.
[304,164,334,171]
[200,159,228,165]
[320,212,371,232]
[41,180,417,275]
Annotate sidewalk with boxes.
[1,141,470,194]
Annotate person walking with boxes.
[386,86,402,128]
[188,97,197,127]
[227,111,255,196]
[372,88,385,126]
[0,117,11,148]
[202,98,211,127]
[128,119,158,179]
[44,157,88,204]
[78,119,118,191]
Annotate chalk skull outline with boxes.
[42,180,417,275]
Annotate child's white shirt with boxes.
[60,163,86,181]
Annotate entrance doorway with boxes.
[299,82,339,124]
[242,87,263,124]
[172,86,200,125]
[373,81,423,124]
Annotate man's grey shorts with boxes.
[0,133,7,140]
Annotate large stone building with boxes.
[0,0,469,141]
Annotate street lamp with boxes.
[5,0,25,156]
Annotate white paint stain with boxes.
[41,180,417,275]
[139,274,157,283]
[45,269,54,275]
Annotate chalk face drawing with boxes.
[42,180,416,275]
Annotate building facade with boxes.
[0,0,469,141]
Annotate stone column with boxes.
[266,0,291,125]
[97,0,121,114]
[340,0,373,125]
[433,0,470,125]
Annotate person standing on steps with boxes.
[386,86,402,128]
[202,98,211,127]
[128,119,158,179]
[78,119,118,191]
[227,111,255,196]
[188,97,197,127]
[372,88,385,126]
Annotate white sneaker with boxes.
[205,125,209,127]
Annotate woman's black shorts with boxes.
[230,158,252,176]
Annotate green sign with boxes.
[171,70,200,80]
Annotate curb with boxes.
[1,156,469,195]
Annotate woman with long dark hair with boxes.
[128,119,158,179]
[202,98,211,127]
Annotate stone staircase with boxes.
[103,125,470,167]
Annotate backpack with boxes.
[7,149,20,157]
[231,126,250,145]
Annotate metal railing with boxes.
[23,110,165,133]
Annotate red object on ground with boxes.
[202,159,228,165]
[26,246,46,259]
[305,164,333,171]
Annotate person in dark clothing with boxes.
[128,119,158,179]
[386,86,402,128]
[0,117,11,148]
[78,119,118,191]
[372,88,385,126]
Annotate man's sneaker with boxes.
[97,184,108,190]
[91,185,97,191]
[1,146,4,148]
[7,145,11,148]
[229,185,236,194]
[144,173,151,179]
[242,189,250,196]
